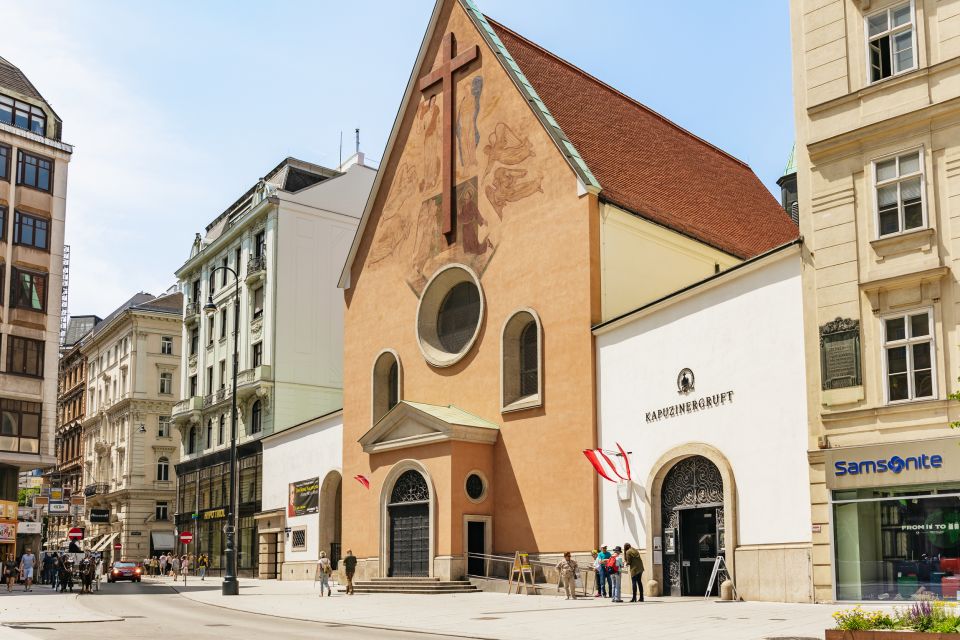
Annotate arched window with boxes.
[188,426,197,454]
[251,400,262,434]
[218,414,225,445]
[372,350,402,425]
[206,419,213,448]
[501,309,542,411]
[157,457,169,481]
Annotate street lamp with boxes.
[203,266,241,596]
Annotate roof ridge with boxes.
[483,16,752,171]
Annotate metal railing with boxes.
[185,301,200,317]
[465,552,598,597]
[247,254,266,275]
[84,482,109,497]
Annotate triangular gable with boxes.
[359,401,499,454]
[337,0,599,290]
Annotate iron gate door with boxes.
[389,503,429,577]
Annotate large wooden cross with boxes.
[419,32,479,242]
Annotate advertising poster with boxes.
[0,522,15,543]
[287,478,319,517]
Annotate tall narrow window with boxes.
[876,150,924,237]
[0,144,9,181]
[884,309,934,403]
[157,457,170,481]
[206,419,213,447]
[189,375,198,397]
[501,309,543,411]
[220,308,227,339]
[387,360,399,410]
[218,414,225,445]
[159,372,173,395]
[372,351,402,424]
[158,416,170,438]
[188,427,197,455]
[13,212,48,250]
[0,206,6,240]
[252,342,263,368]
[253,286,264,319]
[254,231,265,258]
[161,336,173,355]
[868,2,915,83]
[219,360,226,389]
[190,328,199,356]
[16,151,52,192]
[221,257,228,286]
[206,366,213,394]
[251,400,262,434]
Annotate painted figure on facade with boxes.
[419,94,442,193]
[457,75,483,170]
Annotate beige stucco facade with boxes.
[791,0,960,602]
[80,294,182,561]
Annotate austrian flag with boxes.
[583,443,632,483]
[354,474,370,489]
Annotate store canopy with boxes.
[151,531,175,551]
[92,532,117,552]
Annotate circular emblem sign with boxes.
[179,531,193,544]
[68,527,84,540]
[677,368,695,395]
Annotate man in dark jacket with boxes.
[343,549,357,595]
[623,543,644,602]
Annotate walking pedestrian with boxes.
[317,551,332,597]
[555,552,579,600]
[198,554,208,581]
[151,556,160,576]
[171,554,181,579]
[50,553,60,590]
[19,547,35,592]
[623,543,644,603]
[4,553,17,591]
[596,545,611,598]
[343,549,357,595]
[607,546,624,603]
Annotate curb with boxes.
[169,585,501,640]
[0,592,123,625]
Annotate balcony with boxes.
[202,387,232,411]
[185,301,200,324]
[246,254,266,284]
[236,365,273,400]
[172,396,203,423]
[84,483,109,498]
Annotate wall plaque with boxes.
[820,317,861,390]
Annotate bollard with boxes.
[646,578,660,597]
[720,579,734,601]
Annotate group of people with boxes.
[315,548,356,597]
[2,548,105,594]
[555,543,645,602]
[143,553,208,579]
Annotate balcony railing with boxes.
[172,396,203,419]
[236,365,273,399]
[247,254,266,277]
[84,483,109,497]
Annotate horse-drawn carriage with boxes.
[56,553,99,593]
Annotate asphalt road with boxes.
[7,580,455,639]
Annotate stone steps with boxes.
[339,577,481,594]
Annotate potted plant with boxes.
[827,602,960,638]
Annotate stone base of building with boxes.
[733,543,813,603]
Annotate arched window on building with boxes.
[251,400,262,434]
[372,350,402,424]
[157,457,169,481]
[501,309,543,412]
[188,426,197,455]
[206,419,213,448]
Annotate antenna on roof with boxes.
[355,128,360,154]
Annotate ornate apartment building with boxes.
[0,56,72,549]
[80,292,182,560]
[172,155,374,576]
[792,0,960,602]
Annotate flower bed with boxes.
[828,602,960,637]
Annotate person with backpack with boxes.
[198,554,208,581]
[623,543,644,602]
[607,546,624,603]
[316,551,333,597]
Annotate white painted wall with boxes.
[596,249,810,550]
[261,412,343,563]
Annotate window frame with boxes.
[291,527,307,550]
[0,398,41,453]
[865,0,917,85]
[0,144,9,182]
[6,335,44,378]
[158,416,171,438]
[155,501,169,521]
[873,147,926,238]
[157,457,170,481]
[15,150,53,193]
[500,308,543,412]
[159,371,173,395]
[0,205,6,241]
[13,210,49,251]
[10,268,47,312]
[881,307,936,405]
[252,342,263,368]
[250,400,262,434]
[161,336,173,355]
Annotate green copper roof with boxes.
[784,143,796,176]
[403,401,500,429]
[459,0,601,191]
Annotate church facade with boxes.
[338,0,797,583]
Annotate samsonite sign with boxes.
[825,437,960,490]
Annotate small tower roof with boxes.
[784,143,797,176]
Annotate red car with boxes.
[108,561,142,583]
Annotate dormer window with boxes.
[0,94,46,135]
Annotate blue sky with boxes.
[3,0,794,315]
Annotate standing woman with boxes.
[4,553,17,591]
[198,554,208,581]
[316,551,332,597]
[171,554,181,579]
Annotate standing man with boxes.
[608,546,624,603]
[343,549,357,595]
[623,543,644,603]
[596,545,611,598]
[19,547,36,592]
[555,552,579,600]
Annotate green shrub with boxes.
[833,607,896,631]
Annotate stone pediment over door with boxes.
[359,401,499,454]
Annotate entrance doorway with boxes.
[660,455,725,597]
[679,507,719,596]
[467,520,485,576]
[388,470,430,577]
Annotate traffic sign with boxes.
[67,527,84,540]
[179,531,193,544]
[113,543,122,550]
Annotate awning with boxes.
[92,532,117,552]
[151,531,175,550]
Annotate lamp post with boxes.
[203,266,240,596]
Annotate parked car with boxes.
[108,561,142,583]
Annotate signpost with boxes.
[179,532,193,586]
[68,527,84,541]
[113,543,122,551]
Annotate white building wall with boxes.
[261,412,342,565]
[597,251,810,551]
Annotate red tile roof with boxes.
[487,19,798,259]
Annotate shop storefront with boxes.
[828,437,960,601]
[175,442,262,576]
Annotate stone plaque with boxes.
[820,317,861,390]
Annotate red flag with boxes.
[616,442,632,481]
[354,475,370,489]
[583,450,616,482]
[599,449,629,481]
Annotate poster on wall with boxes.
[287,478,319,517]
[0,522,15,543]
[0,500,17,520]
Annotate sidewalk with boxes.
[0,585,121,624]
[164,576,870,640]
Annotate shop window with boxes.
[291,528,307,550]
[867,2,915,83]
[875,150,924,237]
[883,309,934,403]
